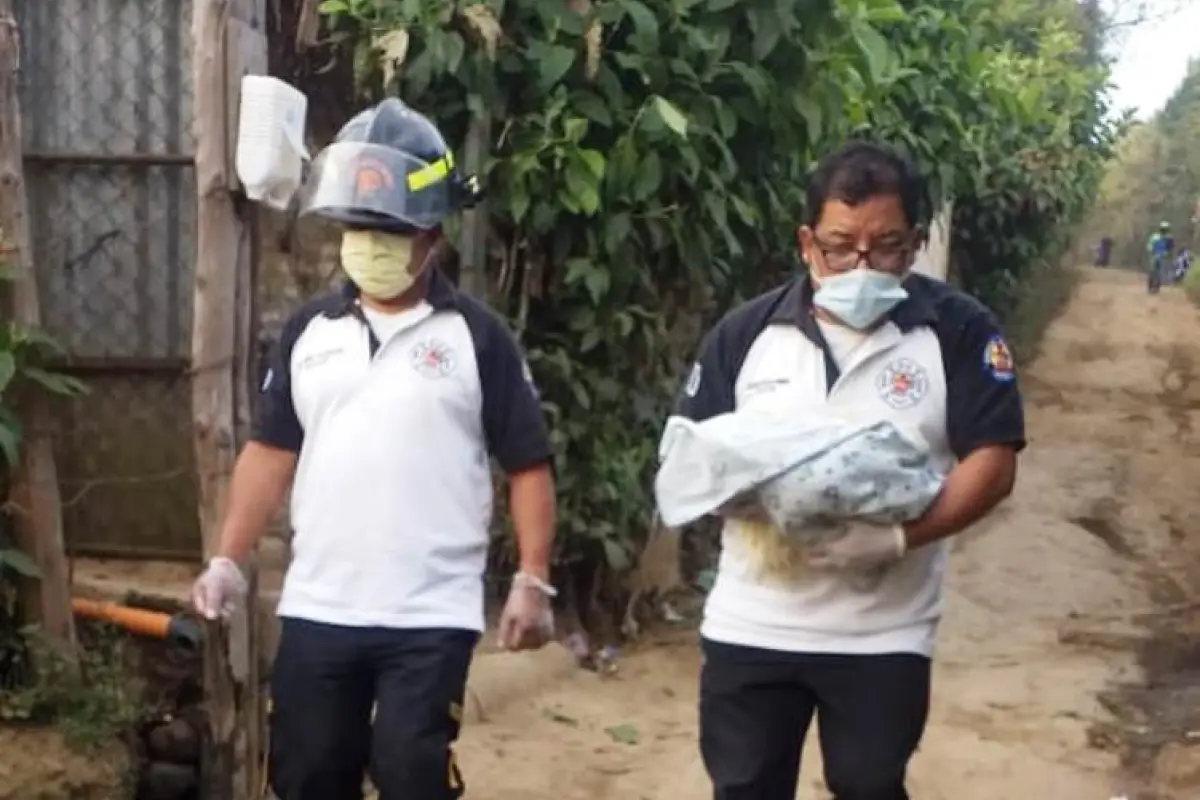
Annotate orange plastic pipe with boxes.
[72,598,173,639]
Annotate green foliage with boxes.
[0,269,88,469]
[1182,257,1200,306]
[1081,58,1200,268]
[995,257,1080,363]
[0,526,37,711]
[878,0,1115,311]
[319,0,1113,594]
[0,262,90,731]
[0,625,144,752]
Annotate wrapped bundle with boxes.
[656,412,943,540]
[757,420,944,545]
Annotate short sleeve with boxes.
[673,327,736,422]
[250,313,309,452]
[943,309,1026,460]
[474,314,552,473]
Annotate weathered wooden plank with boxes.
[457,116,491,296]
[226,14,267,799]
[191,0,266,797]
[192,0,241,790]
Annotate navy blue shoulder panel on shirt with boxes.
[250,291,345,452]
[456,294,553,474]
[672,285,792,422]
[905,275,1027,460]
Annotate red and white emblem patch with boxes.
[875,357,929,410]
[409,338,457,379]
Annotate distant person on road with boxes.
[1147,221,1175,294]
[1172,246,1193,283]
[1094,236,1113,267]
[190,98,557,800]
[666,141,1025,800]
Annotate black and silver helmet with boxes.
[297,98,481,232]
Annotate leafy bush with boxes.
[0,623,144,752]
[0,268,89,468]
[995,258,1080,362]
[0,528,40,706]
[314,0,1113,615]
[1182,259,1200,306]
[0,262,89,720]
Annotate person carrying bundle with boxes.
[658,141,1026,800]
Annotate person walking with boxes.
[190,98,558,800]
[670,141,1025,800]
[1172,246,1193,283]
[1147,221,1175,293]
[1093,235,1113,267]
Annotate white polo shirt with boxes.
[252,269,551,632]
[672,274,1025,656]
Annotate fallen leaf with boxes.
[606,723,640,745]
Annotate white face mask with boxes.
[812,268,908,330]
[340,229,420,300]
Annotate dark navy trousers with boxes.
[268,618,477,800]
[699,638,931,800]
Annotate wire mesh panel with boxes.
[16,0,201,559]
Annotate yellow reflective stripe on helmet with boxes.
[406,155,453,192]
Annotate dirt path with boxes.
[456,267,1200,799]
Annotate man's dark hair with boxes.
[803,141,932,230]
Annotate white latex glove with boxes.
[806,524,907,573]
[497,572,556,652]
[191,557,248,620]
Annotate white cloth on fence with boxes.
[655,412,945,542]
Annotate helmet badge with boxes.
[352,157,395,199]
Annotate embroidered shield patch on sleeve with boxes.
[983,335,1015,382]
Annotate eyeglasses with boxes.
[812,235,912,273]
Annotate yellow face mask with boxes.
[340,229,420,300]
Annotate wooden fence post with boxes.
[457,116,491,296]
[0,0,76,649]
[191,0,266,797]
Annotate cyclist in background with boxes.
[1146,221,1174,294]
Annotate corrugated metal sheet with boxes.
[16,0,195,360]
[14,1,201,561]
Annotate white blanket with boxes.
[655,411,945,542]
